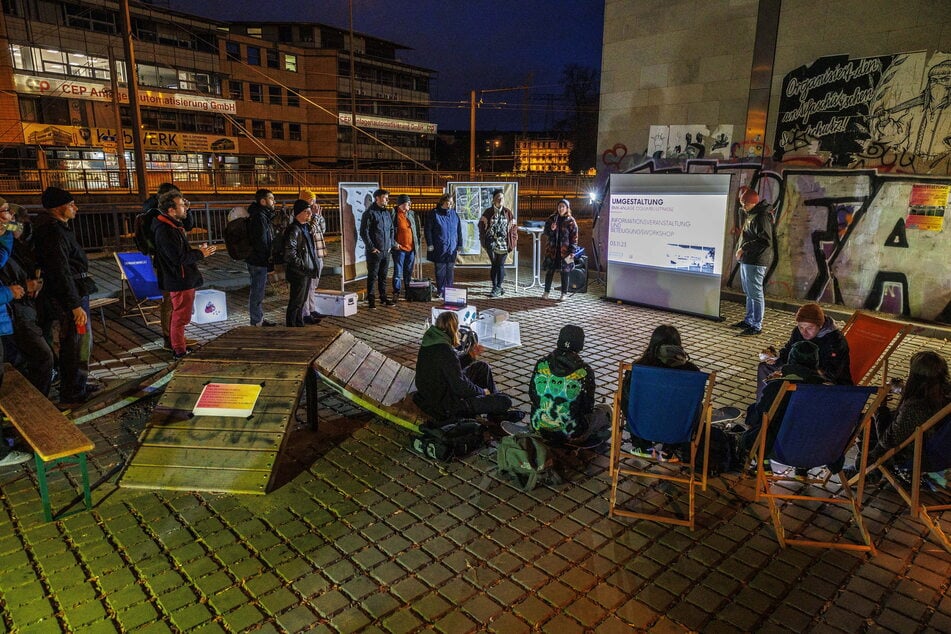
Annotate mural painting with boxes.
[646,125,734,160]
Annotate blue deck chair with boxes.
[754,383,886,553]
[609,363,715,530]
[861,402,951,553]
[114,252,163,326]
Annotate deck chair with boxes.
[609,363,715,530]
[841,311,911,386]
[752,383,886,553]
[114,252,162,326]
[862,402,951,553]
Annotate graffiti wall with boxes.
[774,52,951,174]
[593,156,951,323]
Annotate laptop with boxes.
[441,286,467,310]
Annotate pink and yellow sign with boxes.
[906,183,948,231]
[193,383,262,418]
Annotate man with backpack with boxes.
[246,189,276,327]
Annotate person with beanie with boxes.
[359,188,395,308]
[755,302,852,400]
[541,199,579,301]
[282,199,319,327]
[32,187,98,407]
[529,324,612,445]
[731,185,774,335]
[425,193,463,297]
[391,194,420,301]
[477,188,517,298]
[247,189,276,326]
[298,190,327,323]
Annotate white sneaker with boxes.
[558,293,567,301]
[0,450,32,468]
[542,291,550,299]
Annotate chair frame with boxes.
[609,362,716,530]
[114,252,163,326]
[753,382,887,553]
[841,310,911,386]
[855,401,951,553]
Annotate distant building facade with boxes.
[514,137,573,174]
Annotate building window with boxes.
[63,3,117,34]
[11,45,124,82]
[268,86,282,105]
[251,120,265,137]
[267,49,279,69]
[247,27,263,39]
[226,41,240,61]
[229,80,243,100]
[287,90,300,107]
[138,63,179,89]
[284,54,297,72]
[271,122,284,139]
[288,123,302,141]
[249,83,263,102]
[247,46,261,66]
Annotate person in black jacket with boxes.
[414,311,517,423]
[283,200,319,327]
[32,187,96,406]
[359,188,395,309]
[247,189,276,326]
[152,191,215,359]
[732,186,774,336]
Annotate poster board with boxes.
[606,173,732,319]
[447,182,518,267]
[339,182,379,285]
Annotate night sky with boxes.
[164,0,604,132]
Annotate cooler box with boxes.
[473,318,521,350]
[192,289,228,324]
[431,305,477,327]
[315,290,358,317]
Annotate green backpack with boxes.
[497,433,560,491]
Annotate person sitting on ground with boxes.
[756,302,851,400]
[621,325,701,461]
[529,324,612,445]
[740,340,830,463]
[414,311,521,424]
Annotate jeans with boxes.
[303,258,324,316]
[247,263,268,325]
[392,249,415,295]
[544,269,569,294]
[285,272,312,326]
[169,288,195,354]
[739,263,767,330]
[489,251,507,289]
[434,262,455,296]
[460,361,512,417]
[365,252,389,300]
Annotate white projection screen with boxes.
[606,173,732,319]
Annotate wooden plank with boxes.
[331,340,372,384]
[187,348,316,363]
[121,465,270,494]
[0,366,94,461]
[154,393,299,417]
[382,365,417,406]
[130,446,276,471]
[140,425,285,450]
[148,410,290,433]
[365,358,401,403]
[161,376,302,398]
[313,331,357,374]
[173,360,310,380]
[348,351,386,395]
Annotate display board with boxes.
[447,182,518,267]
[606,173,732,319]
[339,182,379,285]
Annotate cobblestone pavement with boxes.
[1,250,949,633]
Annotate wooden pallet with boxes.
[313,331,426,433]
[119,326,341,494]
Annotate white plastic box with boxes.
[473,318,521,350]
[315,291,358,317]
[192,289,228,324]
[431,304,477,327]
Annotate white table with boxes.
[518,226,545,289]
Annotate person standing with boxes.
[299,190,326,324]
[425,193,463,297]
[32,187,97,407]
[542,198,578,301]
[152,191,215,359]
[391,194,419,301]
[478,188,517,298]
[359,188,395,309]
[283,200,319,327]
[247,189,276,326]
[732,185,774,336]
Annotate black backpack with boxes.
[133,209,158,255]
[223,216,253,261]
[410,420,484,462]
[697,426,742,476]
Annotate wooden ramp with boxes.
[313,331,426,434]
[120,326,341,494]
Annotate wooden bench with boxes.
[0,365,95,522]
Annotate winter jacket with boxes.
[425,205,463,263]
[870,387,951,466]
[529,347,596,439]
[0,238,37,314]
[414,326,482,419]
[776,317,852,385]
[283,220,319,278]
[359,202,394,256]
[153,213,205,292]
[543,213,579,272]
[478,206,517,254]
[738,200,774,267]
[307,212,327,259]
[393,208,421,256]
[0,232,15,335]
[32,211,90,311]
[246,201,274,268]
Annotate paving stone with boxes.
[513,594,556,625]
[171,603,215,630]
[258,587,298,614]
[382,607,423,633]
[209,586,248,613]
[614,598,659,630]
[340,574,379,602]
[312,589,350,618]
[411,592,452,621]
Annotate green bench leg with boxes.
[34,453,93,523]
[34,453,52,523]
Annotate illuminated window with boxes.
[284,54,297,72]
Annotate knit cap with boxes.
[41,187,74,210]
[396,194,411,206]
[788,340,820,368]
[299,189,315,202]
[293,199,311,215]
[795,303,825,327]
